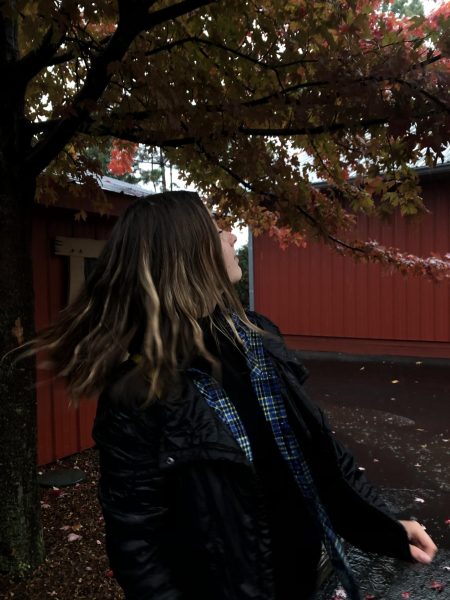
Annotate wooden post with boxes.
[54,237,105,303]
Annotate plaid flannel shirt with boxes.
[188,313,361,600]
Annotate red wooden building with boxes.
[252,165,450,360]
[33,177,146,465]
[34,168,450,465]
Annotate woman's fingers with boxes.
[409,544,433,564]
[399,519,438,563]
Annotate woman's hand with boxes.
[398,519,438,564]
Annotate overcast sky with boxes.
[423,0,445,14]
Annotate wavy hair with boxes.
[24,191,263,405]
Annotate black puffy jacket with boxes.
[92,312,413,600]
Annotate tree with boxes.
[86,139,174,190]
[381,0,424,17]
[1,0,450,577]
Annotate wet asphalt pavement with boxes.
[300,353,450,600]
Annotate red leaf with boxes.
[429,581,445,591]
[107,140,137,176]
[106,569,114,578]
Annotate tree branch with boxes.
[142,0,215,29]
[16,0,74,84]
[396,78,450,114]
[238,117,390,137]
[145,34,318,68]
[194,140,364,253]
[25,0,215,176]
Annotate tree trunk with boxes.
[0,175,43,578]
[0,2,44,577]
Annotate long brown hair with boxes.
[24,191,262,405]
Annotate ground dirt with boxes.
[0,448,123,600]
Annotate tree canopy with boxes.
[7,0,450,277]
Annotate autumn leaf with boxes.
[11,318,24,346]
[107,140,138,176]
[429,581,445,591]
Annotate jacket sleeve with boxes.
[93,391,184,600]
[311,401,414,562]
[251,311,413,562]
[284,373,414,562]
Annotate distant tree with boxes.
[85,140,172,190]
[381,0,424,17]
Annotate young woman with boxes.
[32,191,437,600]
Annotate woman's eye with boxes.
[218,230,223,235]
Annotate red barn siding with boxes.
[33,206,118,465]
[254,178,450,358]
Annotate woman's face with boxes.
[214,223,242,284]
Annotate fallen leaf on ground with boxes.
[429,581,445,591]
[67,533,82,542]
[414,497,425,503]
[391,380,400,384]
[401,593,410,599]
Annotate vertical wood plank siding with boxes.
[33,206,117,465]
[32,176,449,464]
[254,176,450,358]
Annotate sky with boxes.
[423,0,445,13]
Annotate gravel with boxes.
[0,448,123,600]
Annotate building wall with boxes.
[33,205,117,465]
[253,174,450,358]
